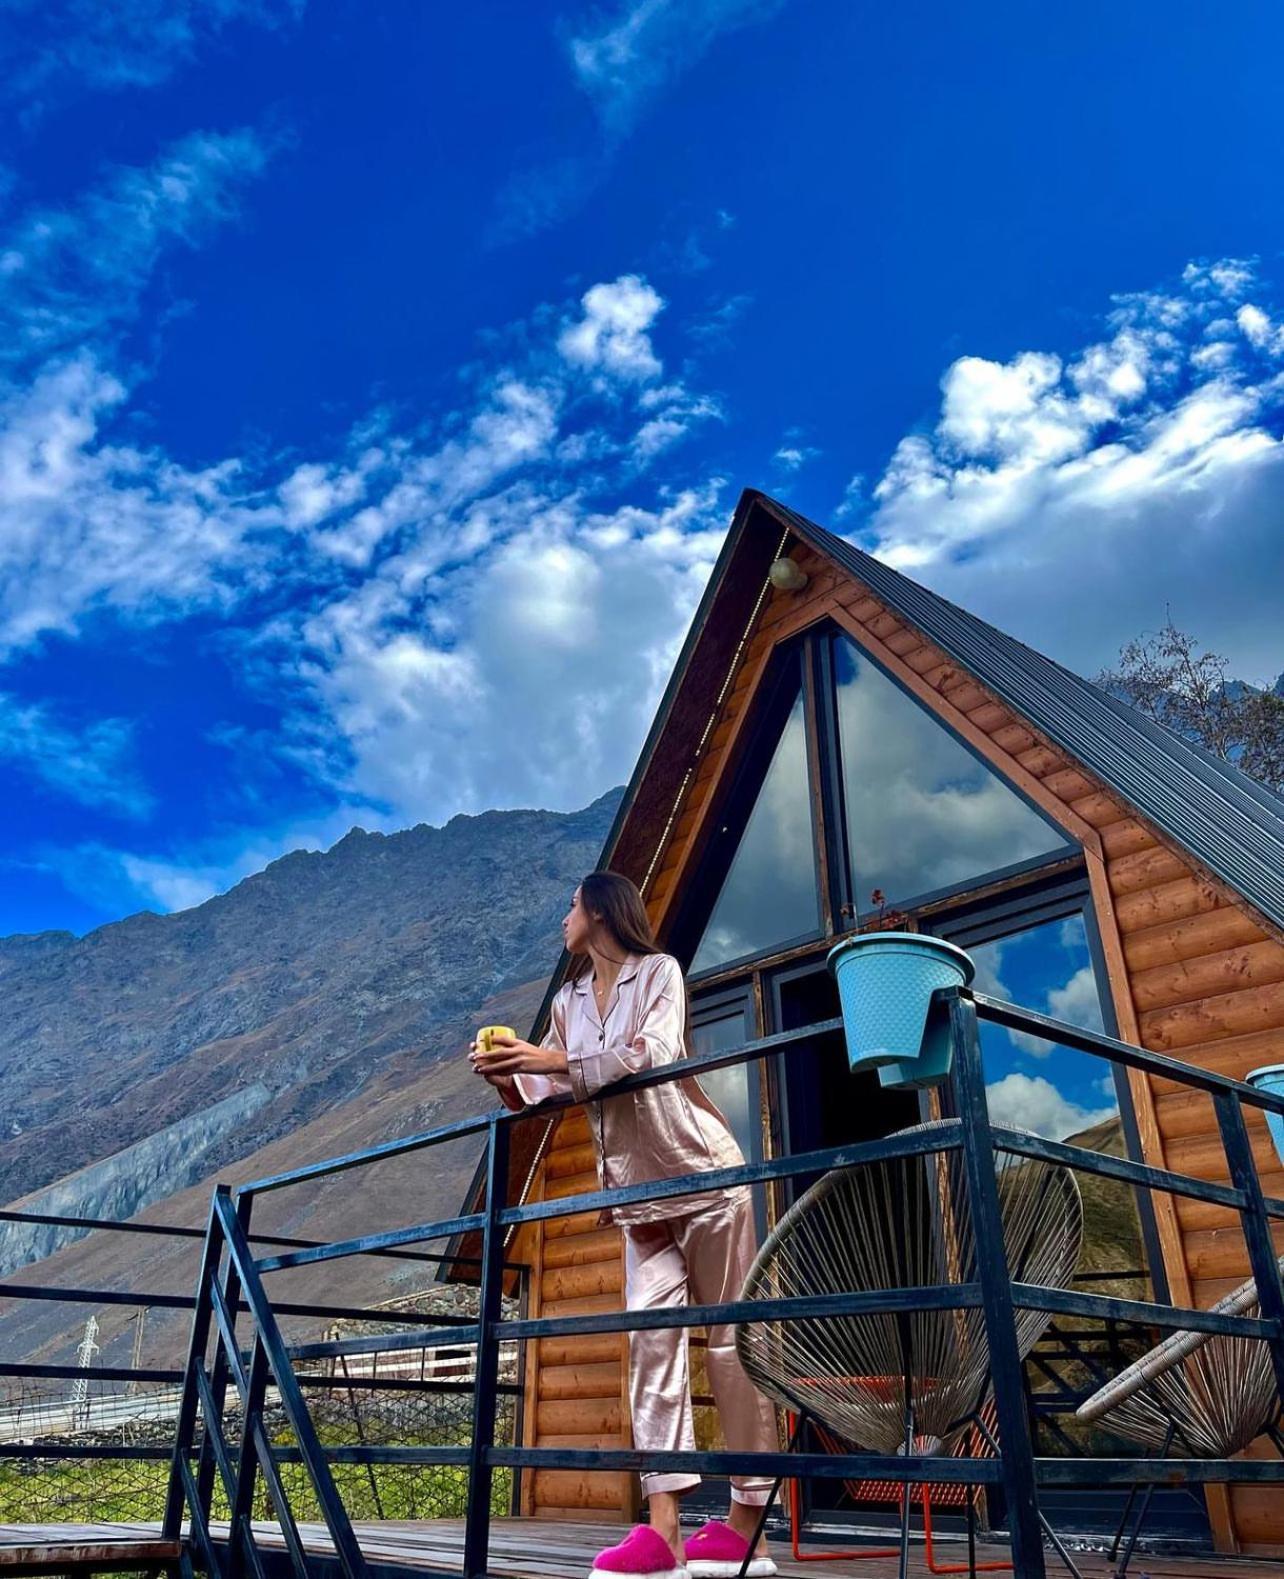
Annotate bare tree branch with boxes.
[1097,618,1284,796]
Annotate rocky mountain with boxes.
[0,787,624,1364]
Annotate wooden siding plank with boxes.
[1182,1221,1284,1276]
[532,1471,629,1511]
[1140,979,1284,1051]
[882,628,923,657]
[845,595,883,621]
[1114,875,1224,933]
[1149,1025,1284,1097]
[966,702,1011,733]
[866,611,903,640]
[1152,1087,1217,1141]
[539,1361,624,1401]
[1125,907,1269,974]
[543,1170,599,1201]
[990,722,1039,755]
[543,1229,622,1269]
[1016,744,1068,777]
[1109,846,1192,898]
[550,1112,591,1149]
[940,679,991,713]
[1099,820,1160,860]
[1069,789,1129,829]
[537,1332,622,1370]
[1042,766,1099,802]
[541,1262,624,1303]
[903,645,947,676]
[543,1208,609,1240]
[546,1142,597,1180]
[1131,940,1284,1014]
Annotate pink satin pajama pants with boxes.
[622,1187,779,1504]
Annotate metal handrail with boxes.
[158,986,1284,1579]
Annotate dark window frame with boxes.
[921,872,1170,1304]
[824,623,1080,928]
[689,982,767,1242]
[682,617,1080,986]
[676,636,827,980]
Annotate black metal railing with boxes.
[161,987,1284,1579]
[0,1204,522,1531]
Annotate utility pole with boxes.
[70,1314,100,1431]
[127,1308,147,1395]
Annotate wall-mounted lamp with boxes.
[768,556,809,593]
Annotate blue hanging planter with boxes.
[1246,1064,1284,1167]
[827,932,975,1088]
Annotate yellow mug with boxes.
[475,1024,516,1054]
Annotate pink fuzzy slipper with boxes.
[589,1525,688,1579]
[684,1520,777,1579]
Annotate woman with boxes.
[470,870,779,1579]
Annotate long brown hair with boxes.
[567,870,695,1052]
[567,871,658,978]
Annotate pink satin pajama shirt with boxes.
[513,950,779,1504]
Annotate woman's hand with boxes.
[469,1034,569,1078]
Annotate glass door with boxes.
[765,954,924,1529]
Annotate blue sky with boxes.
[3,0,1284,950]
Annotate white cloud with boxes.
[985,1072,1116,1141]
[0,693,151,817]
[0,133,283,658]
[0,221,725,836]
[773,443,820,471]
[1047,964,1105,1037]
[42,803,375,916]
[559,275,664,381]
[1236,302,1284,356]
[5,0,303,114]
[634,384,722,457]
[834,473,866,520]
[856,259,1284,680]
[1183,258,1255,299]
[687,291,753,346]
[568,0,786,133]
[294,482,727,818]
[493,3,782,240]
[0,353,270,656]
[0,128,273,369]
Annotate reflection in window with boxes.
[690,684,820,974]
[690,1008,759,1166]
[966,912,1116,1142]
[833,636,1069,914]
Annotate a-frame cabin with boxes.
[457,488,1284,1555]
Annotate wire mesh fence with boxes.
[0,1286,523,1527]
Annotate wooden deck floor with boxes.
[0,1522,179,1571]
[2,1517,1282,1577]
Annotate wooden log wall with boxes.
[518,1108,635,1524]
[520,534,1283,1550]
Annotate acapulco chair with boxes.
[1076,1251,1284,1577]
[733,1119,1085,1579]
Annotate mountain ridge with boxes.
[0,786,626,1330]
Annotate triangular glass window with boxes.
[833,634,1071,916]
[690,667,821,975]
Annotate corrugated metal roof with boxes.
[759,493,1284,936]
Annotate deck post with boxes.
[198,1189,254,1522]
[948,989,1048,1579]
[463,1113,511,1579]
[163,1187,228,1542]
[1212,1090,1284,1405]
[227,1334,270,1577]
